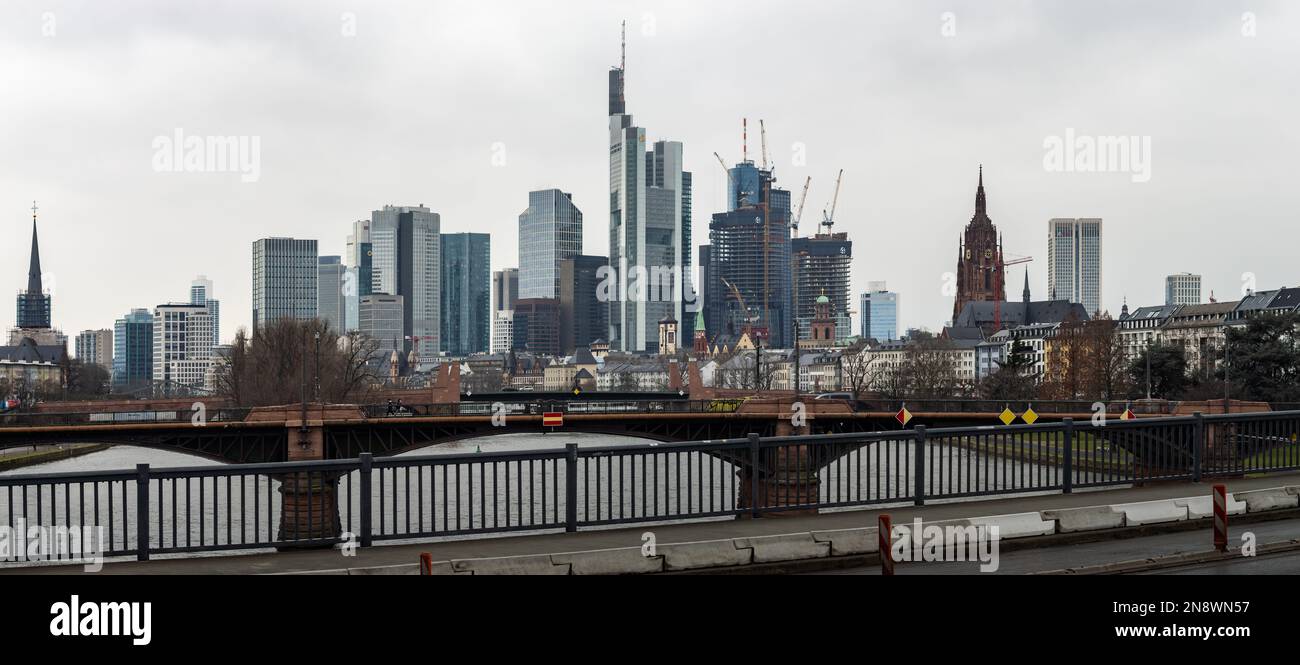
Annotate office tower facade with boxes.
[493,268,519,312]
[704,163,792,347]
[370,205,440,368]
[791,233,852,342]
[251,238,318,333]
[1166,273,1202,306]
[75,329,113,372]
[113,309,153,393]
[519,190,582,300]
[492,310,515,354]
[317,256,348,334]
[860,281,900,341]
[190,276,220,347]
[559,255,610,355]
[359,294,405,369]
[1047,217,1103,315]
[953,167,1005,321]
[440,232,491,356]
[512,298,561,356]
[152,303,215,394]
[345,219,373,333]
[607,30,692,353]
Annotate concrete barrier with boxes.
[451,554,569,575]
[733,533,830,563]
[660,540,752,571]
[966,512,1056,539]
[1234,487,1300,512]
[347,563,422,575]
[551,547,664,575]
[1175,494,1246,519]
[1114,499,1187,526]
[1042,506,1126,533]
[811,527,879,555]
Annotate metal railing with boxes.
[2,410,1298,563]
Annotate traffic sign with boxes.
[895,407,912,426]
[543,412,563,427]
[999,408,1016,426]
[1120,408,1136,421]
[1021,407,1039,425]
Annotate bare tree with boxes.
[213,318,379,407]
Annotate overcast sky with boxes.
[3,0,1298,344]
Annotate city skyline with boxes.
[4,2,1299,342]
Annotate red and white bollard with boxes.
[879,514,894,576]
[1212,484,1228,553]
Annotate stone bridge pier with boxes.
[245,404,365,547]
[735,398,853,516]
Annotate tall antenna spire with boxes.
[743,118,748,163]
[620,20,626,71]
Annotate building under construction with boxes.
[701,133,794,348]
[791,231,852,342]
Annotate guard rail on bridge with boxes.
[2,410,1298,563]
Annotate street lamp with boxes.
[1145,339,1152,400]
[314,331,322,403]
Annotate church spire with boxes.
[1022,268,1031,306]
[975,164,986,216]
[27,200,42,296]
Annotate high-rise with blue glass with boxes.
[440,232,491,355]
[860,282,899,341]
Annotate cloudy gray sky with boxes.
[3,0,1298,343]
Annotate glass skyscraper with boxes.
[113,308,153,393]
[860,282,899,341]
[519,190,582,300]
[251,238,318,333]
[317,256,347,334]
[440,233,491,356]
[1047,218,1103,316]
[370,205,441,369]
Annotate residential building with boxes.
[1161,301,1239,379]
[1165,273,1202,307]
[75,329,113,372]
[152,303,216,395]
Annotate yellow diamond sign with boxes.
[1120,408,1136,421]
[999,408,1016,426]
[1021,408,1039,425]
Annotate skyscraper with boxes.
[359,294,405,373]
[607,25,692,352]
[705,163,793,347]
[440,232,491,356]
[953,167,1005,321]
[370,205,440,368]
[153,303,216,395]
[113,309,153,393]
[251,237,318,333]
[513,298,561,356]
[1166,273,1202,306]
[345,219,373,333]
[519,190,582,300]
[559,255,610,355]
[860,281,899,341]
[190,275,220,346]
[493,269,519,312]
[317,256,347,334]
[1047,217,1104,315]
[791,233,852,343]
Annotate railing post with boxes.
[1062,417,1074,494]
[748,433,761,518]
[913,425,927,506]
[136,464,150,561]
[565,443,578,532]
[1192,412,1204,482]
[358,453,373,547]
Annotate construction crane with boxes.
[720,277,758,333]
[792,176,811,235]
[759,119,770,172]
[989,254,1034,331]
[821,169,843,234]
